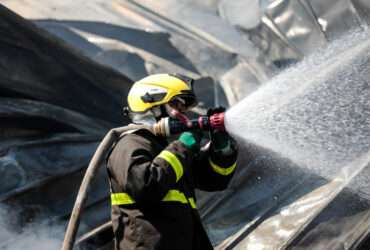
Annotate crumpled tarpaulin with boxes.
[0,3,228,248]
[2,1,370,249]
[0,3,132,240]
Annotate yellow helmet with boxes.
[127,73,197,113]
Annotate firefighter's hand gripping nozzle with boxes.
[152,112,225,137]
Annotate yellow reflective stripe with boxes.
[209,158,237,176]
[111,190,197,209]
[157,150,183,182]
[188,198,197,209]
[162,190,197,209]
[162,189,187,204]
[111,193,135,205]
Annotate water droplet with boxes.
[256,176,262,181]
[273,195,279,201]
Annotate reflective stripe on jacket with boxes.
[106,127,237,250]
[111,189,197,209]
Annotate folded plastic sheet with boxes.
[34,20,200,79]
[0,4,132,234]
[32,21,240,105]
[2,1,370,249]
[221,0,369,68]
[0,4,230,245]
[288,165,370,250]
[118,0,274,101]
[307,0,364,39]
[0,7,132,125]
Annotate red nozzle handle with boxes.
[209,112,225,131]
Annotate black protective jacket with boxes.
[107,128,238,250]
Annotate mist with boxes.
[0,205,63,250]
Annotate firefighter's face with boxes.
[168,100,189,113]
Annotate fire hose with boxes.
[61,112,225,250]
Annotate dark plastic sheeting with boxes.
[2,1,370,250]
[0,3,131,237]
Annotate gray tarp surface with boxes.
[1,1,370,249]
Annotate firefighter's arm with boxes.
[193,130,238,191]
[109,132,193,204]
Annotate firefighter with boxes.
[106,73,238,250]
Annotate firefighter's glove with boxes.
[179,131,202,152]
[207,106,236,154]
[210,130,237,156]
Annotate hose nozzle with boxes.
[209,112,225,131]
[152,112,225,137]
